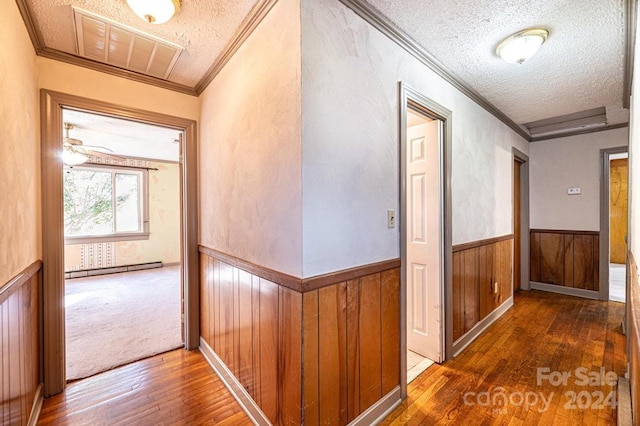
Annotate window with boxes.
[64,165,149,243]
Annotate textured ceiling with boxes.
[365,0,628,127]
[62,109,181,161]
[25,0,258,87]
[23,0,628,131]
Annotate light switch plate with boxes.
[387,209,396,228]
[568,187,582,195]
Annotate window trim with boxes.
[63,163,150,244]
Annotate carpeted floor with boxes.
[65,266,183,381]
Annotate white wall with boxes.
[0,0,40,284]
[530,128,628,231]
[300,0,530,277]
[198,0,302,277]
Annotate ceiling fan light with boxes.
[62,147,88,166]
[126,0,181,24]
[496,28,548,64]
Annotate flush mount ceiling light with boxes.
[126,0,181,24]
[496,28,549,64]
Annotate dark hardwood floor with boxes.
[36,290,625,425]
[37,349,251,425]
[382,290,625,425]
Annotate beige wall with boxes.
[0,0,40,285]
[37,58,199,121]
[199,0,302,277]
[64,161,181,270]
[530,127,628,231]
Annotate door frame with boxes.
[40,90,199,396]
[512,148,530,291]
[399,82,452,398]
[599,146,629,301]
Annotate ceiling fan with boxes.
[62,122,124,165]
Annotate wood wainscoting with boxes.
[529,229,599,296]
[198,246,401,426]
[302,269,400,425]
[452,235,513,345]
[629,252,640,424]
[0,260,43,425]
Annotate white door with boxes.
[406,119,442,362]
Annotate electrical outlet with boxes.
[494,282,499,294]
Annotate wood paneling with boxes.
[609,158,628,263]
[359,275,382,411]
[629,252,640,425]
[302,271,400,425]
[318,284,346,424]
[1,261,42,426]
[345,280,361,422]
[302,291,319,426]
[530,230,599,291]
[278,287,302,426]
[258,279,279,424]
[462,249,479,333]
[380,269,400,396]
[530,232,541,282]
[199,247,400,425]
[540,233,563,285]
[452,237,513,342]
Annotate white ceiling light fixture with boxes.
[496,28,549,64]
[62,148,88,166]
[126,0,181,24]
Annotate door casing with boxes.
[399,82,452,398]
[512,148,530,291]
[40,90,199,396]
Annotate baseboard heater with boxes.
[65,261,163,279]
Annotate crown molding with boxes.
[337,0,533,142]
[14,0,278,97]
[623,0,637,109]
[194,0,279,94]
[14,0,197,96]
[37,47,198,96]
[529,122,629,142]
[14,0,44,52]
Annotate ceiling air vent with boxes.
[73,7,184,80]
[524,107,607,140]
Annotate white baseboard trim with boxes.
[199,338,270,425]
[530,282,600,300]
[453,297,514,357]
[349,386,402,426]
[27,383,44,426]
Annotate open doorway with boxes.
[404,108,439,382]
[41,91,198,397]
[512,148,530,294]
[399,83,453,390]
[599,147,629,303]
[62,109,184,380]
[608,152,628,303]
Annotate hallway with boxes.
[36,290,624,425]
[382,290,625,425]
